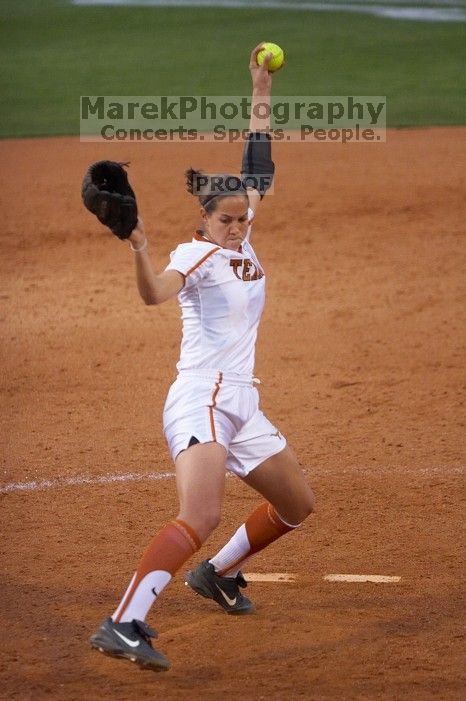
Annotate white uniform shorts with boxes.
[163,370,287,478]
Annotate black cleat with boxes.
[185,560,255,615]
[90,617,171,672]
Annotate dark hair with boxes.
[185,168,248,213]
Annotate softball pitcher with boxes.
[88,45,315,672]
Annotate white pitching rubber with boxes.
[324,574,401,583]
[244,572,296,582]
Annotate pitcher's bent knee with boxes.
[287,488,316,525]
[177,509,222,542]
[302,486,316,517]
[302,492,316,520]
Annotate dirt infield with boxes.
[1,129,465,700]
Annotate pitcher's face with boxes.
[201,195,250,251]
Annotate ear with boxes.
[200,207,209,223]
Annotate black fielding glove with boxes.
[81,160,138,239]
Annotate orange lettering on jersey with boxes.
[242,259,252,281]
[230,259,243,279]
[230,258,264,282]
[249,261,264,281]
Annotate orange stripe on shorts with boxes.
[208,372,223,441]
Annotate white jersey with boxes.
[165,210,265,378]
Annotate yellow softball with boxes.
[256,42,285,73]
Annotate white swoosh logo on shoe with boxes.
[114,630,140,648]
[215,584,237,606]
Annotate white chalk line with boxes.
[1,464,463,494]
[0,471,175,494]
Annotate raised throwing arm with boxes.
[242,44,276,214]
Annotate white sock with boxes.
[112,570,172,623]
[209,524,251,578]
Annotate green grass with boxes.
[0,0,465,137]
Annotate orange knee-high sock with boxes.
[210,502,300,577]
[113,519,201,623]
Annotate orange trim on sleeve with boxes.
[208,372,223,441]
[186,246,221,278]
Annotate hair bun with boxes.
[185,167,204,196]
